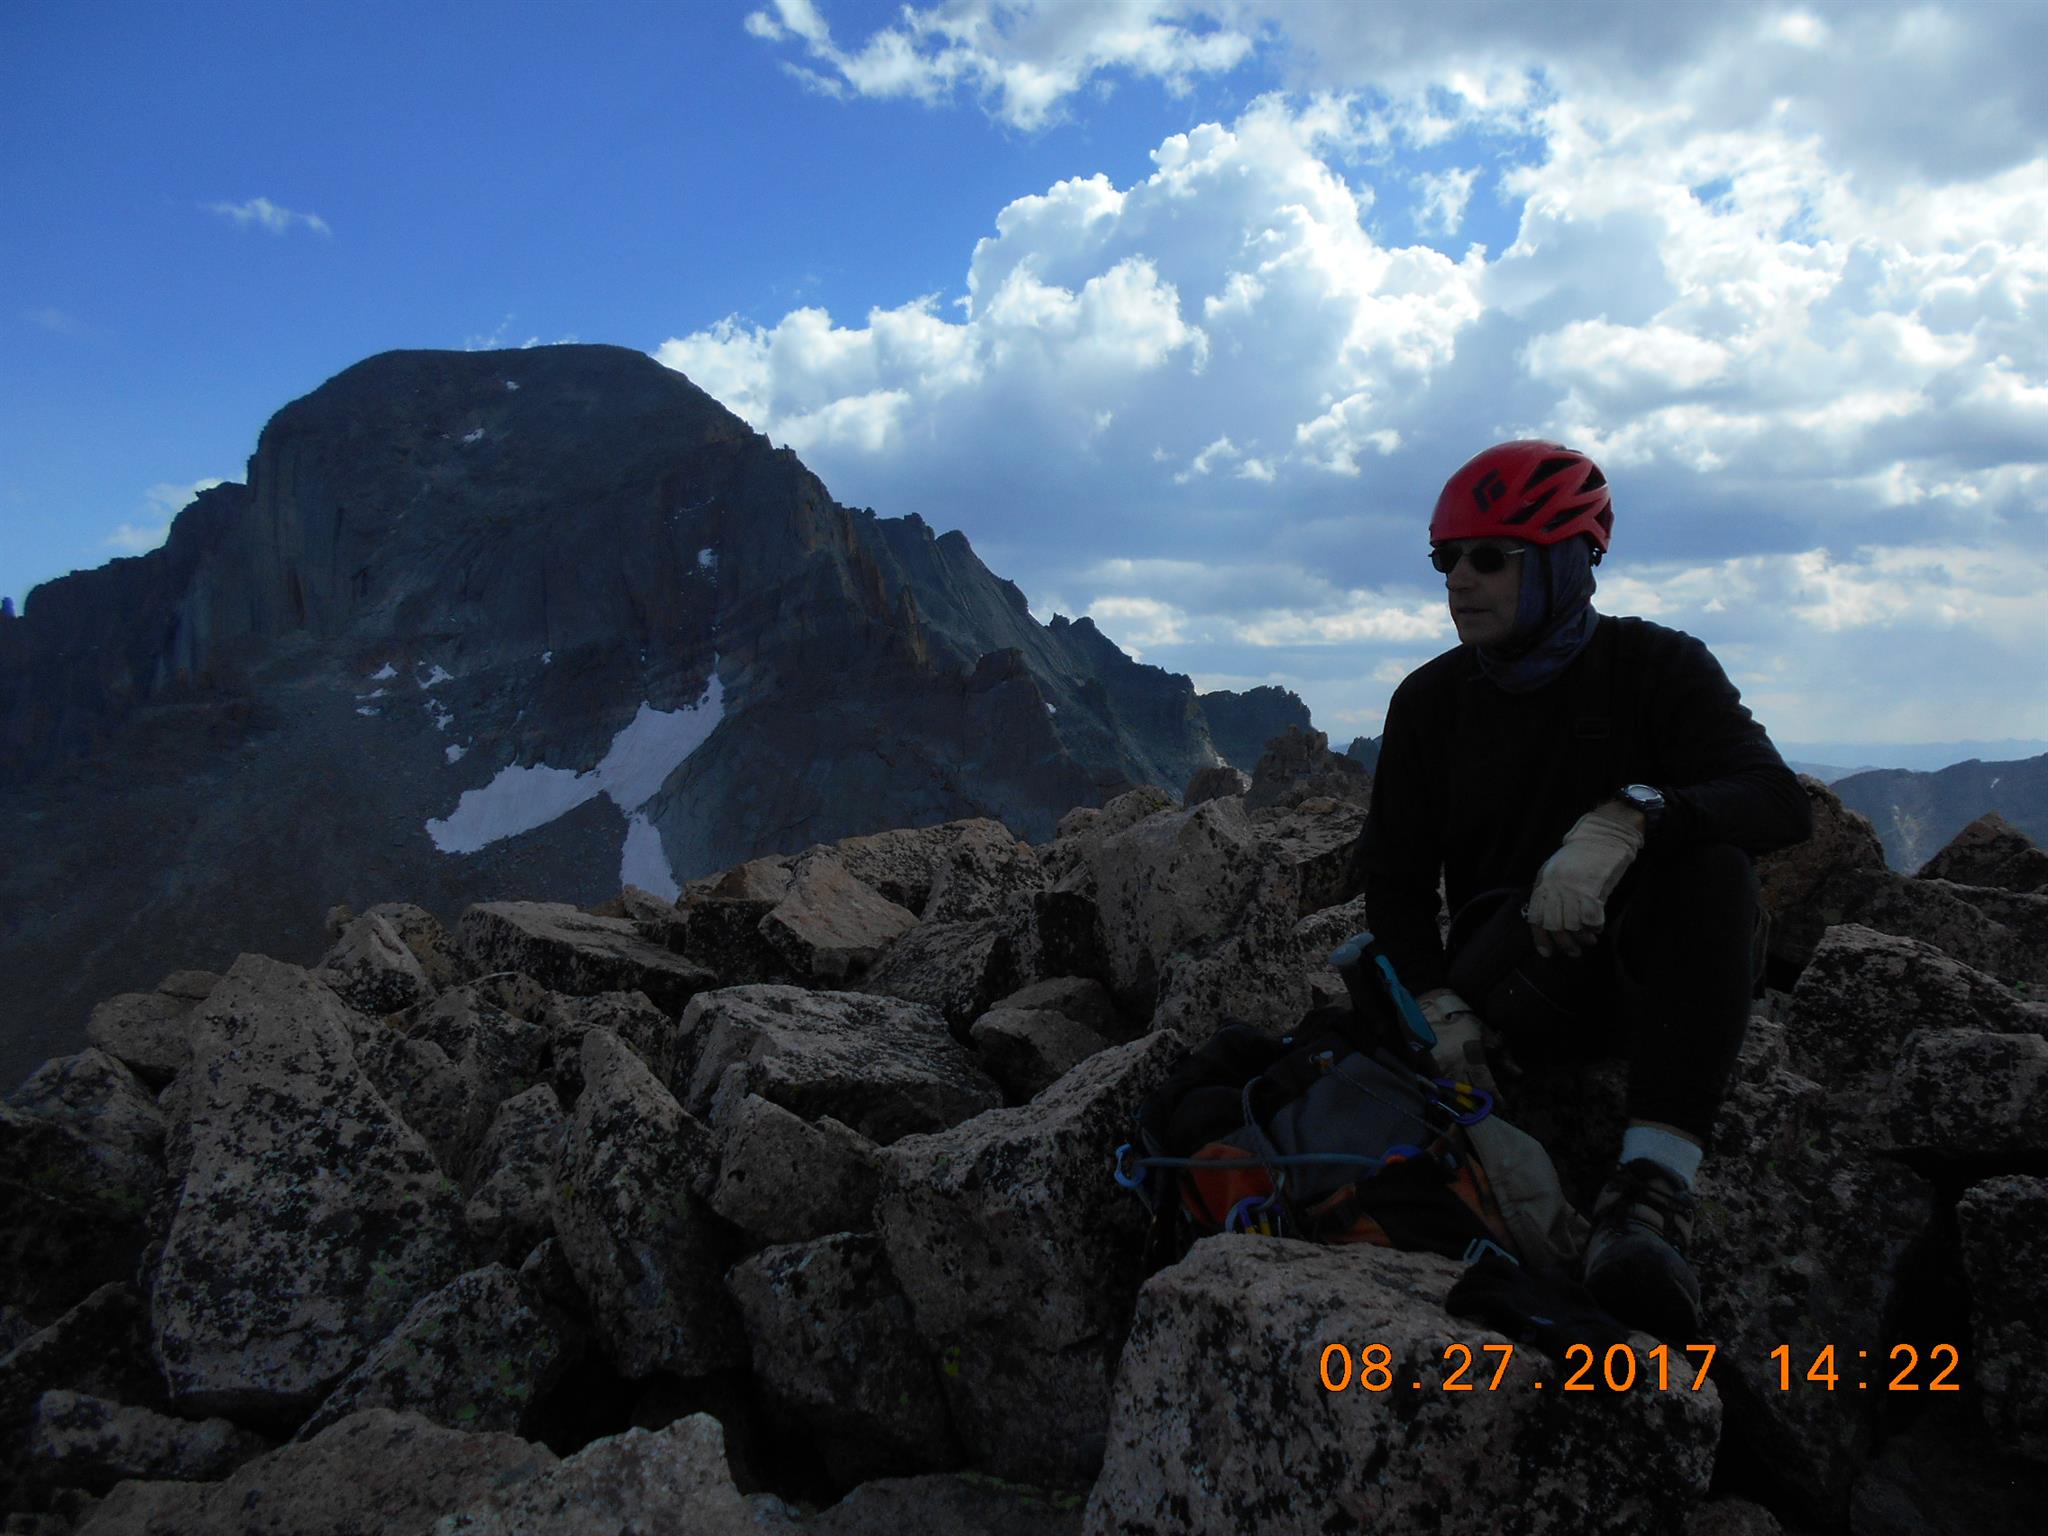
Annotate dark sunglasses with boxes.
[1429,542,1528,575]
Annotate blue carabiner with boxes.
[1225,1193,1278,1234]
[1433,1079,1496,1125]
[1112,1142,1147,1190]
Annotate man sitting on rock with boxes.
[1350,440,1812,1339]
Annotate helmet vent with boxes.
[1526,456,1578,488]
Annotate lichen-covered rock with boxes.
[1019,889,1108,994]
[1916,812,2048,894]
[551,1028,739,1378]
[1847,1402,2048,1536]
[462,1084,565,1262]
[1148,861,1307,1038]
[363,903,464,987]
[0,1099,162,1326]
[1250,797,1366,915]
[1182,765,1249,808]
[344,1016,487,1180]
[921,822,1046,926]
[82,971,219,1087]
[828,823,988,914]
[8,1048,166,1159]
[1955,1174,2048,1462]
[1784,925,2048,1142]
[1087,796,1305,1031]
[759,855,920,983]
[1085,1239,1718,1536]
[1293,891,1372,966]
[18,1389,269,1492]
[857,917,1028,1033]
[0,1283,169,1430]
[1044,788,1176,887]
[1244,726,1371,812]
[150,954,467,1422]
[615,884,677,926]
[1693,1078,1934,1519]
[685,855,796,905]
[316,910,434,1015]
[537,988,672,1102]
[968,1008,1115,1102]
[1755,776,1890,972]
[1683,1499,1784,1536]
[1887,1029,2048,1156]
[726,1232,956,1485]
[3,1049,168,1315]
[988,977,1129,1039]
[434,1413,797,1534]
[454,902,716,1014]
[708,1092,882,1245]
[679,985,1000,1144]
[76,1407,556,1536]
[296,1265,577,1440]
[879,1033,1185,1484]
[676,895,794,986]
[808,1472,1087,1536]
[1827,870,2048,988]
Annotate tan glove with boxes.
[1525,801,1645,959]
[1419,988,1501,1105]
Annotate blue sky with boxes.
[5,0,2046,754]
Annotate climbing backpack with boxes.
[1115,931,1586,1275]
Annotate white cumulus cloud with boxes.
[688,2,2048,745]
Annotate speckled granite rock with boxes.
[433,1413,797,1534]
[1085,1239,1717,1536]
[455,902,716,1014]
[76,1408,555,1535]
[726,1232,955,1485]
[1955,1174,2048,1463]
[149,954,467,1423]
[296,1264,576,1439]
[708,1092,882,1245]
[879,1032,1184,1485]
[677,985,1000,1144]
[550,1028,739,1377]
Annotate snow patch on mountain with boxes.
[425,671,724,856]
[621,813,678,901]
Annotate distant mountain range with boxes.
[0,345,1305,1087]
[1829,754,2048,874]
[1780,740,2048,780]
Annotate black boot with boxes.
[1582,1159,1703,1340]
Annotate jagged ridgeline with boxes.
[2,779,2046,1531]
[0,345,1305,1085]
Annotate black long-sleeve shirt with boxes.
[1351,615,1812,994]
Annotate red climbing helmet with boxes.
[1429,440,1613,554]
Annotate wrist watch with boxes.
[1616,783,1666,832]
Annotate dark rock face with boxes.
[1196,685,1311,770]
[0,346,1250,1090]
[1243,725,1371,812]
[1916,810,2048,892]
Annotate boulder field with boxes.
[4,781,2046,1533]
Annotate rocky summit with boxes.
[0,345,1317,1088]
[3,775,2046,1533]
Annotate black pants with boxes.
[1444,842,1763,1143]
